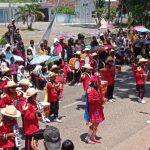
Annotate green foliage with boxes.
[0,35,6,46]
[95,0,105,9]
[52,5,75,15]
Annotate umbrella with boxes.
[131,26,145,30]
[6,53,24,63]
[46,56,61,65]
[136,28,150,33]
[30,55,50,65]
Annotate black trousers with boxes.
[107,84,114,100]
[74,70,81,83]
[25,134,33,150]
[4,147,18,150]
[137,84,145,99]
[50,100,59,119]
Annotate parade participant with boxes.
[109,49,116,65]
[17,65,26,82]
[51,38,62,57]
[85,77,105,144]
[82,47,92,62]
[90,36,99,48]
[0,54,9,69]
[67,38,75,62]
[5,81,19,107]
[14,28,22,45]
[90,53,99,74]
[0,105,21,149]
[46,72,62,123]
[81,64,93,92]
[38,43,47,55]
[0,84,11,108]
[22,88,40,150]
[29,40,36,56]
[104,57,115,102]
[135,58,148,103]
[59,36,67,60]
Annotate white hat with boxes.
[1,105,21,118]
[106,56,114,63]
[18,65,24,70]
[1,67,10,74]
[54,38,59,43]
[137,55,142,59]
[92,52,98,57]
[83,48,90,52]
[24,88,38,98]
[138,58,148,63]
[110,49,115,53]
[5,81,18,88]
[48,72,56,78]
[75,51,82,55]
[18,79,32,87]
[51,65,59,70]
[5,44,11,49]
[100,33,104,36]
[82,64,93,69]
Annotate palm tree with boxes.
[15,3,45,30]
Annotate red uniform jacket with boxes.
[18,94,26,113]
[87,87,104,123]
[0,94,11,108]
[104,66,115,85]
[5,92,19,106]
[0,118,17,148]
[135,68,146,85]
[47,82,60,102]
[23,102,39,135]
[81,73,91,91]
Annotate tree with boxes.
[15,3,45,30]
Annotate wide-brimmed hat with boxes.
[50,65,59,70]
[48,72,56,78]
[54,38,59,43]
[83,48,90,52]
[92,52,98,57]
[1,105,21,118]
[82,64,93,69]
[1,67,10,74]
[137,55,142,59]
[138,58,148,63]
[43,126,61,150]
[18,65,24,70]
[106,56,114,63]
[24,88,38,98]
[110,49,115,53]
[18,79,32,87]
[75,51,82,55]
[5,81,18,88]
[5,44,11,49]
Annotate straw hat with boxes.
[5,44,11,49]
[24,88,38,98]
[18,79,32,87]
[83,47,90,52]
[54,38,59,43]
[110,49,115,53]
[106,56,114,63]
[75,51,82,55]
[137,55,142,59]
[1,105,21,118]
[5,81,18,88]
[18,65,24,70]
[82,64,93,69]
[48,72,56,78]
[1,67,10,74]
[92,52,98,57]
[51,65,59,70]
[138,58,148,63]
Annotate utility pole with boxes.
[9,0,12,23]
[108,0,111,24]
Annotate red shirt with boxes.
[0,118,17,148]
[18,94,26,113]
[47,82,60,102]
[135,68,146,84]
[81,73,91,91]
[104,66,115,85]
[0,94,11,108]
[23,102,39,135]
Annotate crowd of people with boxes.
[0,19,150,149]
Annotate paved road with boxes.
[18,65,150,150]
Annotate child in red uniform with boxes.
[46,72,62,123]
[0,105,21,150]
[135,58,147,103]
[104,57,116,102]
[22,88,40,150]
[85,77,105,144]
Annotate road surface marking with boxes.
[63,101,81,109]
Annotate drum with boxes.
[101,81,108,95]
[99,68,105,77]
[39,102,50,117]
[80,54,90,64]
[69,58,80,70]
[116,65,121,72]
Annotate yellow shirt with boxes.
[38,49,47,55]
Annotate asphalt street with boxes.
[3,65,150,150]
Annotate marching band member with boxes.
[84,76,105,144]
[135,58,148,103]
[22,88,40,150]
[4,81,19,107]
[90,53,99,74]
[104,57,116,103]
[0,105,21,149]
[46,72,62,123]
[81,64,93,92]
[82,47,93,62]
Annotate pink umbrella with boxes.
[131,26,145,31]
